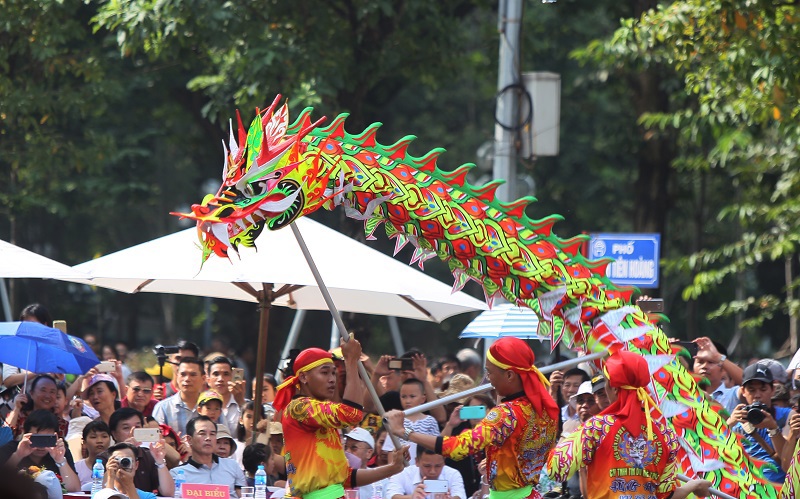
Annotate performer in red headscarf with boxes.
[275,336,406,499]
[385,337,559,499]
[547,350,712,499]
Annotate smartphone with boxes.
[232,368,245,382]
[672,340,699,357]
[459,405,487,420]
[388,358,414,371]
[96,361,116,373]
[53,320,67,333]
[424,480,449,494]
[638,298,664,313]
[133,428,161,443]
[30,434,57,448]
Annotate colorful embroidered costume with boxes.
[438,393,558,494]
[547,351,678,499]
[274,348,365,499]
[282,396,364,497]
[437,338,558,498]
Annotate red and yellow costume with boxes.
[548,350,679,499]
[274,348,364,499]
[435,337,559,499]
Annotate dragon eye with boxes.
[244,184,254,197]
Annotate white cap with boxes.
[569,381,594,401]
[93,489,128,499]
[345,427,375,449]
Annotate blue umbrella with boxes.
[0,321,100,375]
[459,303,546,340]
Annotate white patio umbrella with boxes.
[71,217,485,321]
[0,239,91,320]
[458,302,545,340]
[0,239,89,280]
[70,216,487,436]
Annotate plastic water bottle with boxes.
[174,469,185,498]
[255,464,268,498]
[90,459,104,498]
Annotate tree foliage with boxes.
[576,0,800,346]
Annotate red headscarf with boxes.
[601,350,658,440]
[273,348,334,412]
[487,337,559,421]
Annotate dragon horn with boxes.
[235,109,246,156]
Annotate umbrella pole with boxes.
[23,342,31,394]
[251,284,273,444]
[289,223,409,457]
[404,351,608,417]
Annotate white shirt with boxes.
[222,395,241,435]
[385,464,466,499]
[711,383,741,415]
[171,455,246,497]
[383,415,440,466]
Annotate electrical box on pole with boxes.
[520,72,561,158]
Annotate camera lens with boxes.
[117,456,133,470]
[745,404,766,425]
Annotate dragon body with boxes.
[174,96,782,498]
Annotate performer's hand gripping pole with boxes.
[676,474,736,499]
[290,223,409,462]
[404,351,607,417]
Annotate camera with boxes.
[745,401,769,425]
[115,456,134,470]
[153,345,180,356]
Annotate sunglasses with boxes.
[131,387,153,394]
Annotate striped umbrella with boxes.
[459,302,545,340]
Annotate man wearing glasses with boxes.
[122,372,157,418]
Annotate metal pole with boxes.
[330,319,339,351]
[0,278,11,321]
[493,0,523,202]
[251,284,273,444]
[676,474,736,499]
[387,316,405,356]
[276,310,306,378]
[289,223,408,457]
[404,351,607,417]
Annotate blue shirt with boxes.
[733,405,791,483]
[137,489,157,499]
[152,393,199,436]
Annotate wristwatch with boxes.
[769,428,780,437]
[718,354,727,365]
[55,460,67,468]
[402,428,415,440]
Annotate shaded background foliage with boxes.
[2,0,797,371]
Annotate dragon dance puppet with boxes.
[174,95,793,498]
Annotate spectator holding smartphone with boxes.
[205,356,245,435]
[0,409,81,492]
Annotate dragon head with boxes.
[172,95,326,263]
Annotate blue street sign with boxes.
[588,233,661,288]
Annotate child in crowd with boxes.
[196,390,223,423]
[382,378,440,465]
[75,420,112,487]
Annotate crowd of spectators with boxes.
[3,302,800,498]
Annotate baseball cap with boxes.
[743,362,774,385]
[591,374,606,394]
[268,422,283,435]
[216,423,234,440]
[197,390,223,406]
[345,428,375,449]
[570,381,593,401]
[145,362,174,379]
[83,374,120,399]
